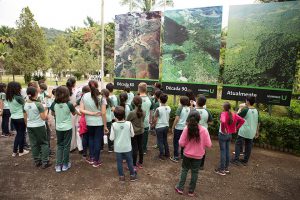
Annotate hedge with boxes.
[169,105,300,155]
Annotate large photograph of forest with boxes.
[162,6,222,83]
[223,2,300,89]
[114,11,161,80]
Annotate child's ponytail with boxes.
[133,95,143,118]
[66,77,76,96]
[223,102,233,125]
[26,86,37,102]
[187,111,201,142]
[119,92,128,109]
[88,80,100,108]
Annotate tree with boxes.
[9,7,47,83]
[49,36,70,78]
[84,16,97,27]
[119,0,174,12]
[71,49,100,77]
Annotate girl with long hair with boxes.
[215,102,245,176]
[6,82,29,157]
[175,111,212,197]
[127,95,145,169]
[79,80,108,167]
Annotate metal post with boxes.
[130,0,133,12]
[268,104,272,116]
[100,0,105,89]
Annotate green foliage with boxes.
[71,49,100,74]
[32,74,46,81]
[288,100,300,119]
[169,105,300,153]
[41,27,65,44]
[9,7,48,83]
[49,35,70,77]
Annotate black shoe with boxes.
[230,159,240,166]
[240,159,248,166]
[35,161,42,167]
[41,162,52,169]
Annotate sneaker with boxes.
[188,191,195,197]
[175,186,183,195]
[92,161,102,168]
[62,162,71,171]
[1,134,8,138]
[224,168,230,174]
[232,151,244,156]
[136,162,143,169]
[19,150,29,157]
[130,174,137,182]
[35,161,42,167]
[152,144,158,149]
[214,169,226,176]
[170,156,179,163]
[230,159,240,166]
[55,165,62,173]
[12,152,17,157]
[108,148,114,153]
[119,176,125,182]
[42,162,52,169]
[143,152,147,155]
[134,166,138,172]
[86,158,94,165]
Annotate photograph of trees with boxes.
[223,1,300,89]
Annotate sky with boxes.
[0,0,256,31]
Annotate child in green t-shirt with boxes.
[110,106,137,182]
[170,96,190,163]
[124,86,134,106]
[138,82,154,158]
[24,87,50,169]
[152,93,171,160]
[231,95,260,166]
[195,95,213,170]
[50,86,80,173]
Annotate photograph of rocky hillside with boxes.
[162,6,222,83]
[114,11,161,80]
[223,2,300,89]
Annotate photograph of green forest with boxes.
[162,6,222,83]
[223,1,300,89]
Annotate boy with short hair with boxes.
[195,95,213,170]
[106,83,118,108]
[138,82,154,157]
[152,93,171,160]
[231,95,260,166]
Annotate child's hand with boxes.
[93,112,102,116]
[104,127,109,134]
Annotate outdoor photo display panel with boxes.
[114,11,161,90]
[162,6,223,98]
[222,2,300,106]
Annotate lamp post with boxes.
[100,0,105,89]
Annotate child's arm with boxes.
[109,124,115,141]
[172,116,180,133]
[152,110,159,128]
[179,127,188,147]
[23,112,28,127]
[39,103,48,121]
[101,103,109,134]
[235,114,245,130]
[203,128,212,148]
[130,122,135,137]
[79,100,101,116]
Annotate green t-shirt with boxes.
[23,101,45,127]
[82,92,107,126]
[109,121,135,153]
[126,92,134,105]
[238,107,260,139]
[155,105,171,129]
[153,99,160,111]
[141,95,154,128]
[110,94,118,107]
[7,95,25,119]
[195,108,213,129]
[175,106,190,130]
[50,101,75,131]
[0,92,9,110]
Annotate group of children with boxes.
[0,79,260,196]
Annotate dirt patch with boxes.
[0,117,299,200]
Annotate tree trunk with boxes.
[13,74,15,81]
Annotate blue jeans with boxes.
[218,132,232,170]
[116,151,135,176]
[156,127,170,156]
[2,109,10,135]
[12,118,26,153]
[87,126,104,162]
[234,135,253,163]
[173,129,183,159]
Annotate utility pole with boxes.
[100,0,105,89]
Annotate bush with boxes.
[72,72,83,80]
[32,74,46,82]
[288,100,300,119]
[169,105,300,154]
